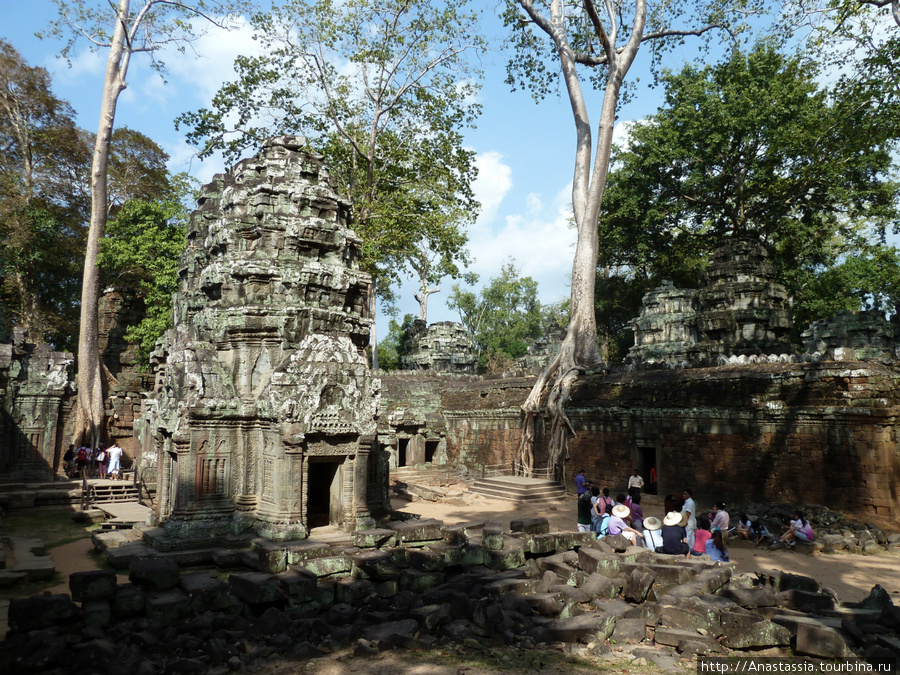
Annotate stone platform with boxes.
[469,475,566,504]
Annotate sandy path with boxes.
[392,491,899,605]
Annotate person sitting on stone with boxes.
[776,510,815,547]
[734,513,768,543]
[660,511,690,555]
[690,515,712,557]
[642,516,663,551]
[705,529,730,562]
[629,494,644,531]
[608,504,643,547]
[710,501,730,534]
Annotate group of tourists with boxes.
[62,443,125,480]
[575,469,816,560]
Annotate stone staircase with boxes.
[88,481,140,505]
[469,475,566,505]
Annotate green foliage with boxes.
[598,41,900,348]
[176,0,485,307]
[377,313,417,371]
[99,199,186,367]
[448,262,545,371]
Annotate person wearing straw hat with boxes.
[642,516,663,551]
[660,510,690,555]
[609,504,643,546]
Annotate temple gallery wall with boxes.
[0,141,897,530]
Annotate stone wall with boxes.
[437,363,900,519]
[0,330,74,481]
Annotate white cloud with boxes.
[472,150,512,224]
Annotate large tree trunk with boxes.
[516,0,644,482]
[72,1,130,448]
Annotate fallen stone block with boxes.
[611,617,646,643]
[655,626,708,647]
[580,572,620,601]
[399,568,445,593]
[113,583,145,617]
[658,600,721,633]
[129,557,180,591]
[388,519,444,544]
[623,601,663,627]
[677,636,724,656]
[82,599,111,628]
[523,533,559,555]
[144,588,190,624]
[69,570,117,602]
[410,603,451,631]
[624,566,657,603]
[523,592,565,616]
[795,622,852,658]
[694,566,734,594]
[487,539,526,570]
[105,543,156,569]
[550,584,590,604]
[336,577,376,605]
[757,569,819,593]
[577,547,620,577]
[776,589,835,613]
[9,594,78,632]
[364,618,419,645]
[547,612,616,643]
[227,572,285,605]
[483,577,539,597]
[407,548,445,572]
[179,572,231,612]
[293,555,352,578]
[720,612,791,649]
[510,517,550,535]
[352,528,398,549]
[603,534,632,552]
[540,559,581,586]
[719,586,777,608]
[276,568,318,602]
[351,550,399,581]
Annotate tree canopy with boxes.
[176,0,485,333]
[597,41,900,350]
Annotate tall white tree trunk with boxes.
[72,0,131,448]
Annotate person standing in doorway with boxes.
[627,468,644,501]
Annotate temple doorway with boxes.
[397,438,409,467]
[425,439,439,464]
[639,446,658,495]
[308,459,343,528]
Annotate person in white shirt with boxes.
[681,488,698,548]
[627,468,644,501]
[107,444,124,480]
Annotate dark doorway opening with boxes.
[397,438,409,467]
[639,446,657,495]
[308,459,342,528]
[424,440,439,464]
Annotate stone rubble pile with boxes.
[2,517,897,674]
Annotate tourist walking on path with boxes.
[627,469,644,501]
[681,488,698,548]
[108,444,124,480]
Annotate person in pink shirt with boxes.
[690,515,712,557]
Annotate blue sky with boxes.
[2,0,719,338]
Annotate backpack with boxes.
[596,514,610,536]
[77,447,88,461]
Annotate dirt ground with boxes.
[391,491,900,605]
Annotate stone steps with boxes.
[469,476,566,504]
[0,537,55,585]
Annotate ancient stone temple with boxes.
[629,239,794,367]
[0,329,74,481]
[143,137,386,541]
[400,320,476,373]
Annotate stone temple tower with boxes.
[144,137,386,541]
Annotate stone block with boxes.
[351,550,399,581]
[547,612,616,643]
[293,555,352,578]
[658,601,721,633]
[144,588,190,624]
[399,568,445,593]
[776,589,835,613]
[554,531,596,550]
[388,519,443,543]
[719,587,777,608]
[720,612,791,649]
[577,547,620,577]
[624,566,657,603]
[654,627,707,647]
[580,572,621,601]
[611,617,646,643]
[549,584,590,604]
[407,548,445,572]
[336,577,376,604]
[129,557,180,591]
[9,594,78,632]
[795,623,852,658]
[524,592,565,616]
[351,529,398,549]
[82,599,111,628]
[483,577,539,596]
[694,566,733,593]
[105,543,155,569]
[757,569,819,593]
[510,517,550,535]
[486,540,526,570]
[69,570,117,602]
[440,525,469,546]
[364,618,419,645]
[179,572,231,612]
[623,601,663,627]
[603,534,633,552]
[677,636,724,655]
[427,542,466,566]
[276,568,318,602]
[540,559,580,586]
[227,572,285,605]
[410,603,452,631]
[622,562,692,586]
[113,583,145,617]
[523,533,559,555]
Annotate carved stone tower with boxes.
[147,137,385,541]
